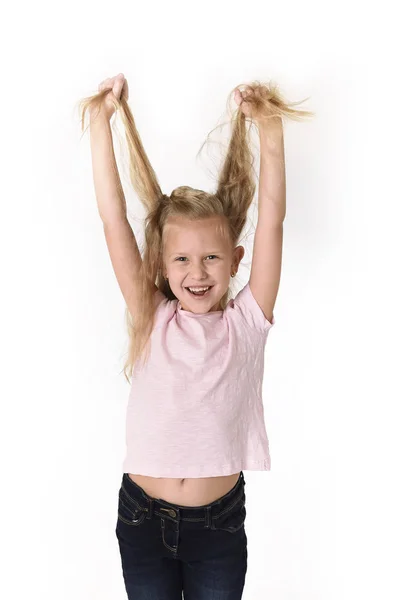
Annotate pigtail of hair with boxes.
[215,108,256,238]
[79,89,164,213]
[117,103,164,213]
[213,80,314,241]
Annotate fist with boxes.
[234,84,282,128]
[97,73,129,120]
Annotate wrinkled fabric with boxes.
[122,282,275,478]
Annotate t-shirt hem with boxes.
[122,459,271,478]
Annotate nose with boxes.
[189,262,209,280]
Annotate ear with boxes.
[233,245,245,269]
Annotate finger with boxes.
[112,76,125,99]
[234,89,243,105]
[121,79,129,100]
[111,73,124,86]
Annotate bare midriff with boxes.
[128,472,241,506]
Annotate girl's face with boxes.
[162,216,244,312]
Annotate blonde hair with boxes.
[79,80,314,383]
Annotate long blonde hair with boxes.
[79,80,313,383]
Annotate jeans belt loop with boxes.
[204,506,211,529]
[147,498,154,519]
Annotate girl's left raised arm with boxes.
[249,121,286,323]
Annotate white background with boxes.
[1,1,398,598]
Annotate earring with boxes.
[231,272,236,277]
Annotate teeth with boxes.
[188,286,210,292]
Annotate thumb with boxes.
[112,73,125,100]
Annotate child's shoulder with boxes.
[152,288,176,317]
[229,282,275,332]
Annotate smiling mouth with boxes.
[185,285,213,297]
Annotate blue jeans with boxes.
[115,471,248,599]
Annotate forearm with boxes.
[89,113,127,223]
[258,122,286,224]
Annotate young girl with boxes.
[80,74,312,599]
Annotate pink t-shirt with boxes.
[122,281,275,478]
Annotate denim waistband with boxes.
[120,471,245,524]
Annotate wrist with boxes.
[89,105,111,126]
[259,121,284,152]
[258,118,283,137]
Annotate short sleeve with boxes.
[233,282,275,332]
[152,290,177,328]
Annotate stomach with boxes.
[128,472,241,506]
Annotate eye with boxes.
[174,255,218,261]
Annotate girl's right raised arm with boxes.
[89,111,155,318]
